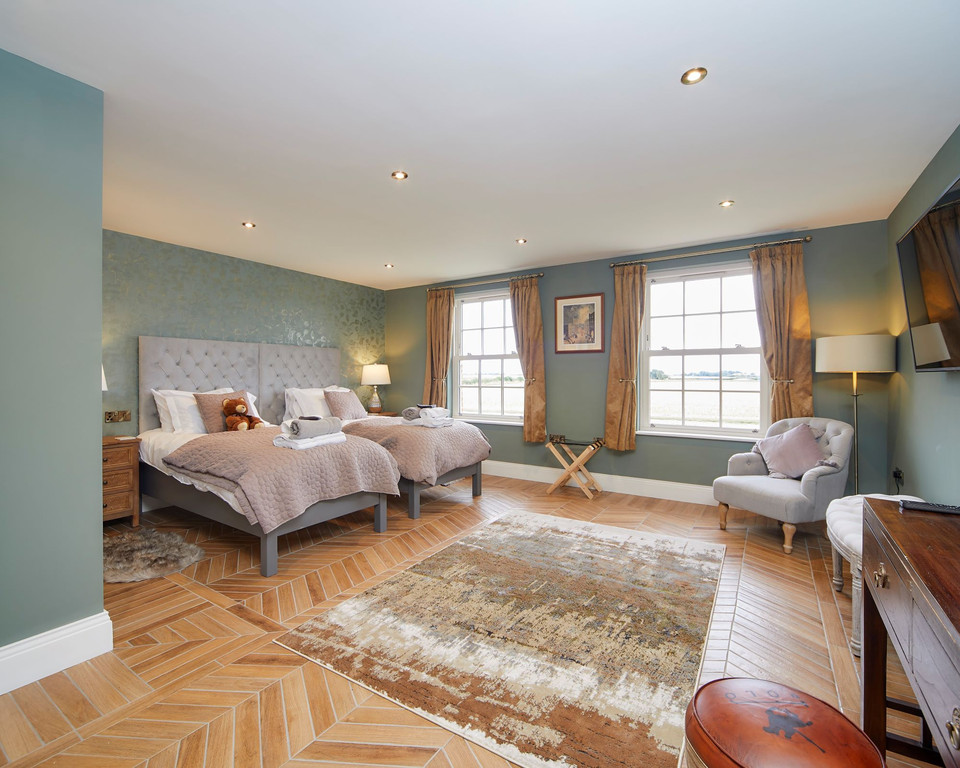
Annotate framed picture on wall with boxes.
[555,293,604,353]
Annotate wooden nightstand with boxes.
[102,436,141,526]
[368,411,398,417]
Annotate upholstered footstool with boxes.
[825,493,922,656]
[684,677,883,767]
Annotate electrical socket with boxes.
[892,467,904,484]
[104,410,131,423]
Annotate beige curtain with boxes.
[422,288,454,407]
[604,264,646,450]
[914,201,960,363]
[750,242,813,421]
[510,277,547,443]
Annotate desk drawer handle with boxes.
[948,709,960,750]
[103,502,108,509]
[873,562,889,589]
[103,456,109,463]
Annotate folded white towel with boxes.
[272,431,347,450]
[419,407,451,420]
[400,417,454,428]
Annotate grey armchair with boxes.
[712,417,854,554]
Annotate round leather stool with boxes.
[684,678,884,767]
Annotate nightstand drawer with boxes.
[102,444,137,470]
[103,468,135,493]
[102,436,141,526]
[103,491,135,518]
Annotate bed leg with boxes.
[260,533,278,577]
[374,495,387,533]
[472,464,482,497]
[408,485,421,520]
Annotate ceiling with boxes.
[3,1,960,290]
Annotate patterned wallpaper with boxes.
[102,230,385,435]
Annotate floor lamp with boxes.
[815,334,895,494]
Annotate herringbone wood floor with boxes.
[0,476,933,767]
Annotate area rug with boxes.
[278,510,724,768]
[103,528,205,582]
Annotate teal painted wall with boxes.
[102,231,386,435]
[386,221,891,490]
[886,122,960,501]
[0,50,104,646]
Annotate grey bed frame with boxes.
[401,464,482,519]
[138,335,386,577]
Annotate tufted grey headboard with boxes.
[139,336,341,432]
[258,342,341,426]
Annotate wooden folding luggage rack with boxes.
[546,434,604,499]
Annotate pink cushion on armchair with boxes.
[753,423,824,479]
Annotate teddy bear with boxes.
[222,397,264,431]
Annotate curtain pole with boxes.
[427,272,544,292]
[609,235,812,268]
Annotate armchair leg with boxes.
[718,503,728,531]
[832,547,844,592]
[782,522,797,554]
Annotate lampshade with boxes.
[101,365,108,392]
[361,364,391,386]
[815,335,896,373]
[911,323,950,365]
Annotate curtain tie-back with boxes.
[618,378,635,384]
[525,378,536,383]
[771,378,795,384]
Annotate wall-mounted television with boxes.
[897,175,960,371]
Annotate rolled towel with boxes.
[282,416,342,438]
[401,406,421,421]
[419,407,451,421]
[273,431,347,450]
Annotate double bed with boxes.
[137,335,490,576]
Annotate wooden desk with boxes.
[862,497,960,767]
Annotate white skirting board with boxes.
[0,611,113,696]
[482,460,715,506]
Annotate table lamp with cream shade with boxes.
[815,334,896,494]
[361,364,391,413]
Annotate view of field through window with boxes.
[455,295,524,419]
[646,271,764,433]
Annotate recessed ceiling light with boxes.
[719,200,735,208]
[384,263,395,269]
[680,67,708,85]
[241,221,256,228]
[515,238,528,245]
[391,170,408,181]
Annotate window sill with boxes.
[636,429,759,443]
[459,418,523,428]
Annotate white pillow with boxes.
[324,385,351,393]
[284,387,333,420]
[151,388,233,433]
[243,392,264,421]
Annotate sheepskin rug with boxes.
[103,528,205,582]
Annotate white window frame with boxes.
[451,288,524,425]
[638,263,770,439]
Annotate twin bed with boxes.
[137,335,490,576]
